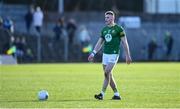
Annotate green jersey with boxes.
[101,24,125,54]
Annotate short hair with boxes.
[105,11,115,16]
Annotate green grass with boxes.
[0,63,180,108]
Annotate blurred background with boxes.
[0,0,180,64]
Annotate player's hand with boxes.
[88,53,95,62]
[126,55,132,64]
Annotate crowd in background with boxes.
[147,31,174,60]
[0,13,34,62]
[0,5,176,62]
[0,5,93,62]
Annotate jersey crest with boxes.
[105,34,112,42]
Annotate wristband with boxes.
[91,50,97,57]
[92,50,97,54]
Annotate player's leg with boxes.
[94,65,106,100]
[110,73,121,100]
[102,63,115,92]
[95,63,115,100]
[94,53,111,100]
[94,54,120,100]
[110,73,117,92]
[108,54,121,100]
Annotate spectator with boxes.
[76,25,92,60]
[66,18,77,45]
[164,31,173,56]
[6,36,16,56]
[148,37,157,60]
[24,6,34,33]
[3,17,14,33]
[21,37,34,61]
[14,37,24,57]
[33,6,43,34]
[53,17,66,41]
[10,36,15,46]
[78,25,91,48]
[20,37,27,53]
[25,48,34,61]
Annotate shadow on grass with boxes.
[0,99,110,103]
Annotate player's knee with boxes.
[109,73,112,77]
[105,69,111,74]
[104,72,109,78]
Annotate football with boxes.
[38,90,49,100]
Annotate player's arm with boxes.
[88,37,104,62]
[93,37,104,54]
[121,35,132,64]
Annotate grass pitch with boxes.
[0,63,180,108]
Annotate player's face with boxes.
[105,14,114,25]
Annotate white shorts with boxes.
[102,53,119,65]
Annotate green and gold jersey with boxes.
[101,24,125,54]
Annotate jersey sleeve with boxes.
[118,26,125,38]
[100,28,105,40]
